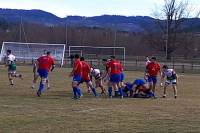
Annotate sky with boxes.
[0,0,199,17]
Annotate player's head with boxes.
[151,56,157,63]
[110,55,116,60]
[162,65,168,71]
[102,59,107,65]
[46,51,51,56]
[74,54,80,60]
[80,56,85,61]
[6,49,11,55]
[90,67,94,72]
[43,50,47,54]
[145,56,149,61]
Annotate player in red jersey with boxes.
[145,56,161,95]
[36,51,55,97]
[69,54,83,99]
[80,57,97,97]
[102,59,110,80]
[107,56,123,98]
[32,50,50,89]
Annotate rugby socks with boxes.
[114,90,119,97]
[76,88,82,97]
[73,87,78,98]
[130,89,133,97]
[92,88,97,97]
[38,81,45,93]
[118,88,123,97]
[108,87,112,97]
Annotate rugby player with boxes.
[161,65,178,99]
[4,50,23,86]
[32,50,50,89]
[107,56,123,98]
[80,57,97,97]
[69,54,83,99]
[145,57,161,95]
[36,51,55,97]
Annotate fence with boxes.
[1,56,200,74]
[64,58,200,74]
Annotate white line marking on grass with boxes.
[1,105,25,108]
[72,108,109,113]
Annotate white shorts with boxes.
[8,70,16,74]
[165,79,177,85]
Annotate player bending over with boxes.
[161,65,178,99]
[69,54,83,99]
[122,79,154,98]
[107,56,123,98]
[132,79,155,98]
[90,67,106,94]
[36,51,55,97]
[4,50,23,85]
[80,57,98,97]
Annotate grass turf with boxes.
[0,66,199,133]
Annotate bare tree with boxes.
[150,0,199,59]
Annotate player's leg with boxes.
[163,82,169,98]
[86,81,97,97]
[32,72,39,89]
[97,79,106,94]
[151,76,157,94]
[86,83,91,93]
[148,76,154,92]
[13,73,23,79]
[108,81,113,98]
[8,72,14,85]
[172,80,178,98]
[46,78,50,89]
[72,75,82,99]
[37,69,48,97]
[117,82,123,98]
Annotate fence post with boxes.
[90,60,93,67]
[182,65,185,73]
[135,56,138,70]
[172,58,175,69]
[191,62,193,70]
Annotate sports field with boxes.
[0,66,199,133]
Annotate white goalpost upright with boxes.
[0,42,66,66]
[68,45,126,65]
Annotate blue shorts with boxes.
[73,75,82,82]
[120,73,125,82]
[37,69,49,78]
[110,74,121,83]
[133,79,145,87]
[148,76,157,84]
[125,82,133,91]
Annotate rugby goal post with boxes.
[0,42,66,66]
[68,45,126,65]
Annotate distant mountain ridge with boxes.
[0,8,200,32]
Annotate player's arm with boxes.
[4,56,8,67]
[101,70,108,80]
[160,72,165,87]
[174,70,178,85]
[50,59,55,72]
[33,62,37,73]
[158,64,162,84]
[133,84,138,94]
[69,63,78,77]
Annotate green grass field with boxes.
[0,66,200,133]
